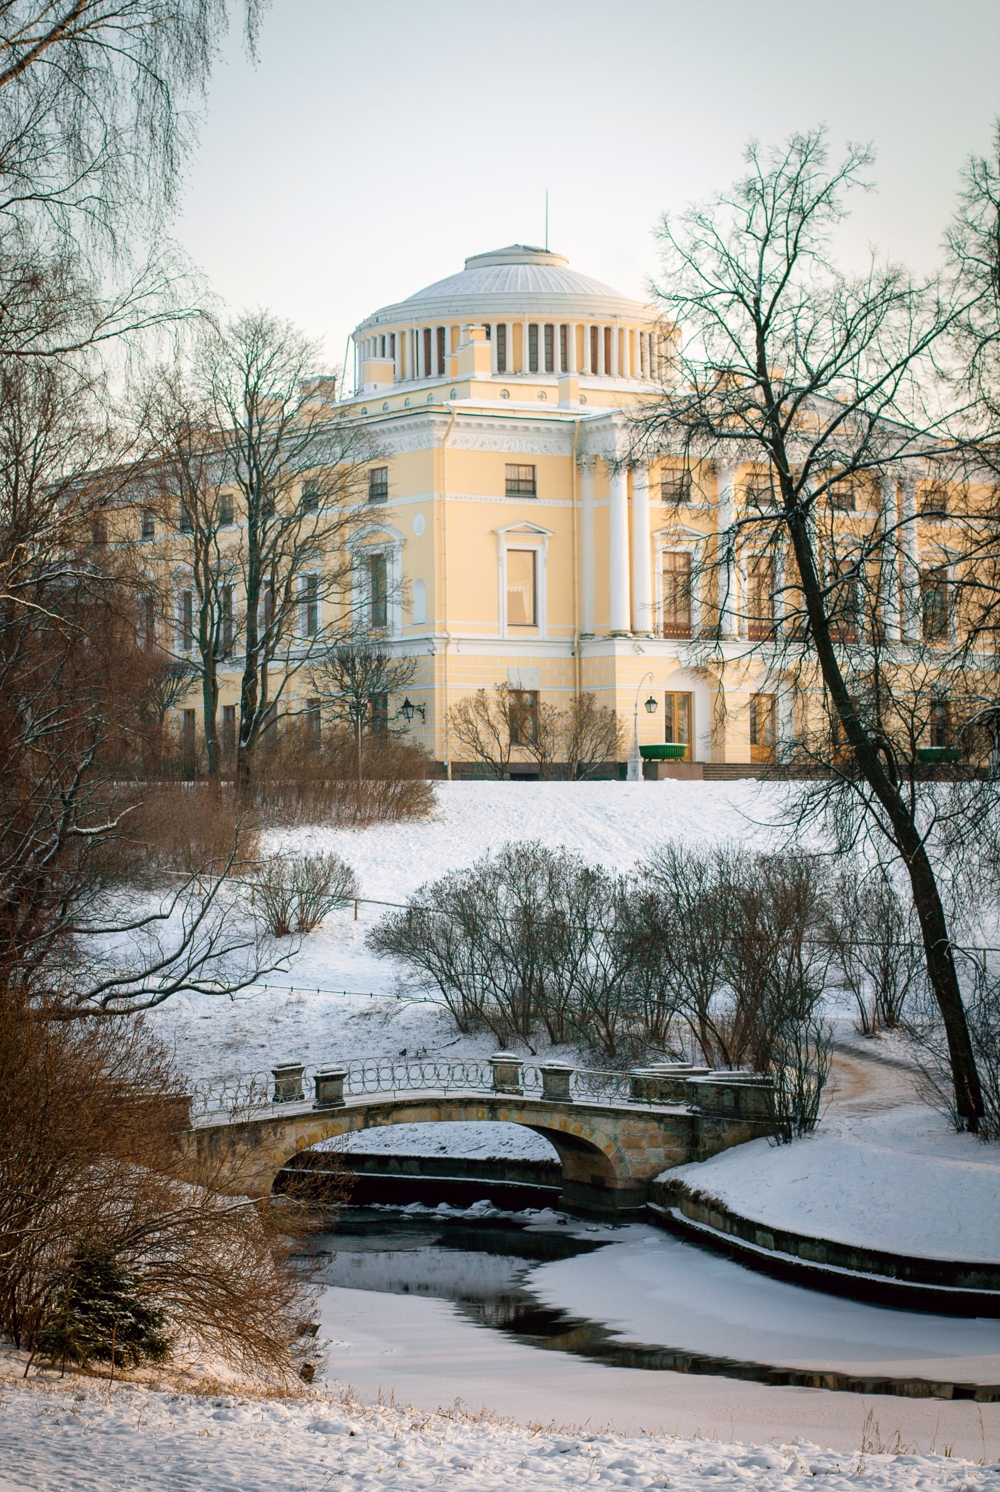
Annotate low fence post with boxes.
[489,1050,523,1095]
[539,1061,573,1102]
[313,1068,348,1109]
[271,1062,305,1104]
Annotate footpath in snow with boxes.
[662,1041,1000,1263]
[1,1373,998,1492]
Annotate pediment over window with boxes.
[494,520,554,538]
[656,523,705,543]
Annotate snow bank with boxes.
[661,1101,1000,1262]
[0,1373,996,1491]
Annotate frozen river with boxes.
[314,1208,1000,1458]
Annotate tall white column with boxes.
[880,471,901,641]
[716,464,737,636]
[901,475,920,641]
[630,464,652,635]
[579,456,596,635]
[609,461,631,634]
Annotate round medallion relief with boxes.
[412,513,426,536]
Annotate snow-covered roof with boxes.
[355,244,653,331]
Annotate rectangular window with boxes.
[590,325,599,374]
[219,491,234,526]
[662,552,692,638]
[544,324,554,373]
[141,508,155,540]
[930,699,951,748]
[747,556,776,640]
[370,693,389,734]
[830,478,856,512]
[559,324,568,373]
[509,689,538,745]
[828,564,860,643]
[303,575,319,636]
[179,590,193,651]
[505,463,537,497]
[527,323,538,373]
[423,327,432,378]
[749,693,777,762]
[369,553,388,629]
[368,466,388,503]
[506,549,537,627]
[302,482,319,512]
[496,323,507,373]
[304,697,321,741]
[664,692,691,758]
[660,470,692,504]
[91,516,107,547]
[437,325,446,376]
[222,704,236,751]
[179,502,193,533]
[921,569,950,642]
[745,473,777,508]
[604,326,612,374]
[919,481,950,518]
[220,585,234,654]
[140,594,155,651]
[181,708,196,752]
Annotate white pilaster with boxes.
[579,456,596,636]
[630,464,652,634]
[901,475,920,641]
[716,463,737,636]
[609,461,631,634]
[880,472,901,642]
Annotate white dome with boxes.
[356,245,651,331]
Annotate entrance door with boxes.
[664,692,692,759]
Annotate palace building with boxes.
[144,242,971,778]
[339,241,748,776]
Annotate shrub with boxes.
[35,1253,171,1375]
[249,852,359,937]
[0,1004,319,1382]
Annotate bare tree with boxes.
[200,312,376,791]
[632,128,993,1130]
[308,633,417,805]
[557,692,625,780]
[448,683,551,780]
[824,862,927,1035]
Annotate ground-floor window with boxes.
[749,692,777,762]
[509,689,538,745]
[664,692,691,758]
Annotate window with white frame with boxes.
[301,574,320,637]
[506,550,537,627]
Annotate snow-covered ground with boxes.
[149,780,785,1084]
[663,1044,1000,1262]
[1,1371,998,1491]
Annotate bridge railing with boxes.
[188,1051,638,1122]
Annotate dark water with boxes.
[308,1208,1000,1402]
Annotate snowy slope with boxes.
[149,780,787,1083]
[661,1101,1000,1263]
[1,1373,997,1492]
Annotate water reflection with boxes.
[312,1207,1000,1401]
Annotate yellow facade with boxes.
[138,243,978,777]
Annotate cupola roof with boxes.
[355,245,652,331]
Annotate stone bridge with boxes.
[183,1056,780,1216]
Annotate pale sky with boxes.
[174,0,1000,371]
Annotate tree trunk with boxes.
[784,503,985,1129]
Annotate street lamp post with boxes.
[627,671,658,781]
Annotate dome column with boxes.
[608,460,631,636]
